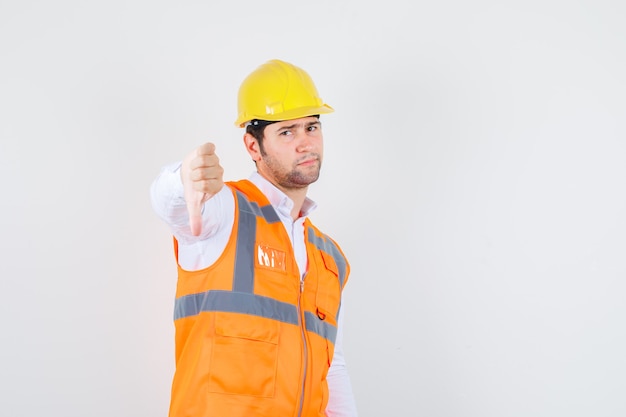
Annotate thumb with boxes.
[186,192,203,236]
[182,149,205,236]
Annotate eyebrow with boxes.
[276,120,321,131]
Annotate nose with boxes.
[296,133,313,152]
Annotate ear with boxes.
[243,133,262,162]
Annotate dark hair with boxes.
[245,115,321,145]
[245,119,276,144]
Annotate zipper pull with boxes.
[300,280,304,293]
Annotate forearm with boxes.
[150,161,188,225]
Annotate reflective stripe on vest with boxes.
[232,191,280,293]
[173,191,340,344]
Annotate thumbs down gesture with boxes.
[180,142,224,236]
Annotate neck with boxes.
[255,171,309,221]
[283,187,308,221]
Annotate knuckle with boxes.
[198,155,209,166]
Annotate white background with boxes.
[1,1,625,416]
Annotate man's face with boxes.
[254,116,324,191]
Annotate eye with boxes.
[279,130,293,136]
[307,124,319,132]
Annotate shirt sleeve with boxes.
[325,307,358,417]
[149,161,233,246]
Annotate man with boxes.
[150,59,358,417]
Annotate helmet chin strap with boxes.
[247,119,278,128]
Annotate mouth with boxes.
[296,154,319,167]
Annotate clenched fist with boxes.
[180,142,224,236]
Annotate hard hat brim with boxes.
[235,104,334,128]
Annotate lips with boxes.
[297,154,319,166]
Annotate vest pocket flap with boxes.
[210,312,279,397]
[319,250,339,277]
[215,312,279,344]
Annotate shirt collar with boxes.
[248,172,317,219]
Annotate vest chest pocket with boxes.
[208,312,279,398]
[315,250,342,327]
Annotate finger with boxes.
[190,166,224,182]
[190,153,220,170]
[197,142,216,156]
[194,180,224,197]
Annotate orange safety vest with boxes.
[169,179,350,417]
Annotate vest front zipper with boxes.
[297,278,307,417]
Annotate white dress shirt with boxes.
[150,162,358,416]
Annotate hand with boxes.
[180,142,224,236]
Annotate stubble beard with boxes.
[287,163,321,188]
[262,152,322,190]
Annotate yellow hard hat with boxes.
[234,59,334,127]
